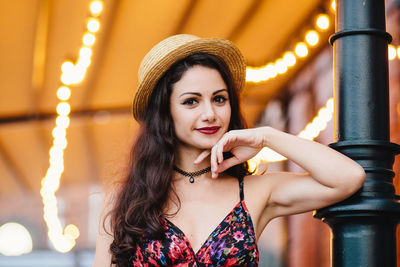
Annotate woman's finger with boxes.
[216,139,226,164]
[217,156,240,173]
[211,144,219,178]
[193,150,211,164]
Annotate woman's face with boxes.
[170,65,231,151]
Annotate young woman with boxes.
[93,34,365,266]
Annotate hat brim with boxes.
[132,38,246,121]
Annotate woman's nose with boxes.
[200,102,216,122]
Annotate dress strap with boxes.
[238,176,244,201]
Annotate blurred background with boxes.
[0,0,399,266]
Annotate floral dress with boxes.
[130,177,259,266]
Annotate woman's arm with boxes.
[196,126,366,218]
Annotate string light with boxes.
[295,42,308,57]
[61,61,74,73]
[248,97,334,172]
[283,52,296,67]
[41,0,103,253]
[246,0,398,170]
[388,45,396,60]
[56,102,71,116]
[275,59,288,74]
[246,0,336,83]
[305,30,319,46]
[316,14,330,30]
[87,18,100,33]
[90,1,103,16]
[57,86,71,101]
[83,33,96,47]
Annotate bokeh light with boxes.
[87,18,100,33]
[90,1,103,16]
[0,223,33,256]
[295,42,308,57]
[316,14,330,30]
[283,52,296,67]
[388,45,396,60]
[305,30,319,46]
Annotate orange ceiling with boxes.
[0,0,332,195]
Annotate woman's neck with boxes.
[174,144,211,172]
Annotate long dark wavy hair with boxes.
[107,53,250,266]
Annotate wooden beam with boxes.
[172,0,198,34]
[31,0,51,114]
[0,139,32,193]
[227,0,264,41]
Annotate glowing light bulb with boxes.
[283,52,296,67]
[83,33,96,46]
[79,47,92,59]
[56,116,70,128]
[331,0,336,11]
[51,126,67,138]
[77,57,91,68]
[53,138,67,150]
[316,14,330,30]
[295,42,308,58]
[275,59,287,74]
[61,61,74,73]
[57,86,71,101]
[265,63,277,78]
[49,146,63,158]
[0,223,33,256]
[87,18,100,33]
[305,30,319,46]
[64,224,80,240]
[388,45,396,60]
[318,107,332,121]
[61,73,73,85]
[90,1,103,16]
[56,102,71,116]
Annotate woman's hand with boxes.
[194,127,267,178]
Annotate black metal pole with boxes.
[314,1,400,267]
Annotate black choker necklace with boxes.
[173,166,212,183]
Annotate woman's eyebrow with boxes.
[212,89,228,95]
[179,88,227,97]
[179,92,201,97]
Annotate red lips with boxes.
[196,126,221,135]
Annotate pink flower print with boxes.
[233,231,244,241]
[224,258,238,266]
[148,257,158,266]
[217,228,230,239]
[168,241,182,259]
[147,241,161,257]
[230,247,239,256]
[224,214,233,223]
[132,247,145,266]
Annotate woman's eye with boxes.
[214,95,227,104]
[182,98,197,106]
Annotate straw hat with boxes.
[132,34,246,121]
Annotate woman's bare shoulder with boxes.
[241,172,287,213]
[242,172,275,191]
